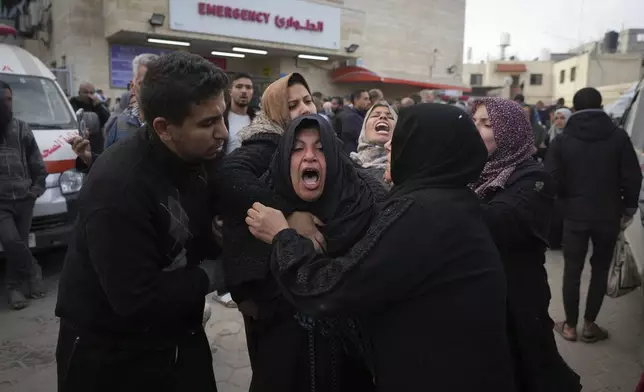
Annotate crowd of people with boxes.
[1,48,642,392]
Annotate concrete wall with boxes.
[552,54,590,106]
[618,29,644,55]
[343,0,466,87]
[553,53,642,107]
[50,0,109,96]
[462,60,554,104]
[586,54,643,87]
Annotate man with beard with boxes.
[55,52,228,392]
[0,81,47,310]
[224,72,257,154]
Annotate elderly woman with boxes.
[471,98,581,392]
[350,102,397,188]
[245,104,516,392]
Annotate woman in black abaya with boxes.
[246,104,516,392]
[239,114,382,391]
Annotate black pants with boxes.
[0,199,39,290]
[56,321,217,392]
[562,219,620,326]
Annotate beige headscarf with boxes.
[261,72,310,130]
[238,73,311,142]
[350,102,398,169]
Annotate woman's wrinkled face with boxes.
[365,105,395,145]
[472,105,497,156]
[287,84,317,120]
[554,112,567,129]
[290,127,327,202]
[384,138,393,184]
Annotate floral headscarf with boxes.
[350,102,398,169]
[471,97,535,197]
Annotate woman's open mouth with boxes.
[375,122,390,135]
[301,168,321,190]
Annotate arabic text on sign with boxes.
[274,16,323,32]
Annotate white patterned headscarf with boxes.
[350,102,398,169]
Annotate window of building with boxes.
[637,33,644,42]
[559,70,566,84]
[570,67,577,82]
[529,74,543,85]
[469,73,483,86]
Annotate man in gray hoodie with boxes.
[0,81,47,310]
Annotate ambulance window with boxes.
[0,74,74,129]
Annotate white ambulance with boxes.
[0,43,83,252]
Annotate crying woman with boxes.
[253,114,386,391]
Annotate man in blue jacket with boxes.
[337,89,371,154]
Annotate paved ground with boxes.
[0,249,642,392]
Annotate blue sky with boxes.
[464,0,644,62]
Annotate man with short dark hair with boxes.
[337,89,371,154]
[547,87,642,343]
[224,72,256,154]
[0,81,47,310]
[55,52,228,391]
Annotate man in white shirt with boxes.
[224,73,256,154]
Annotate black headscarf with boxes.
[266,114,376,254]
[390,103,488,198]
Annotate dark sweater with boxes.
[56,129,220,338]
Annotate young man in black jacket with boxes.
[55,52,229,392]
[546,87,642,343]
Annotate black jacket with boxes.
[69,97,111,129]
[545,109,642,223]
[0,118,47,201]
[56,128,220,338]
[336,107,365,154]
[481,160,581,392]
